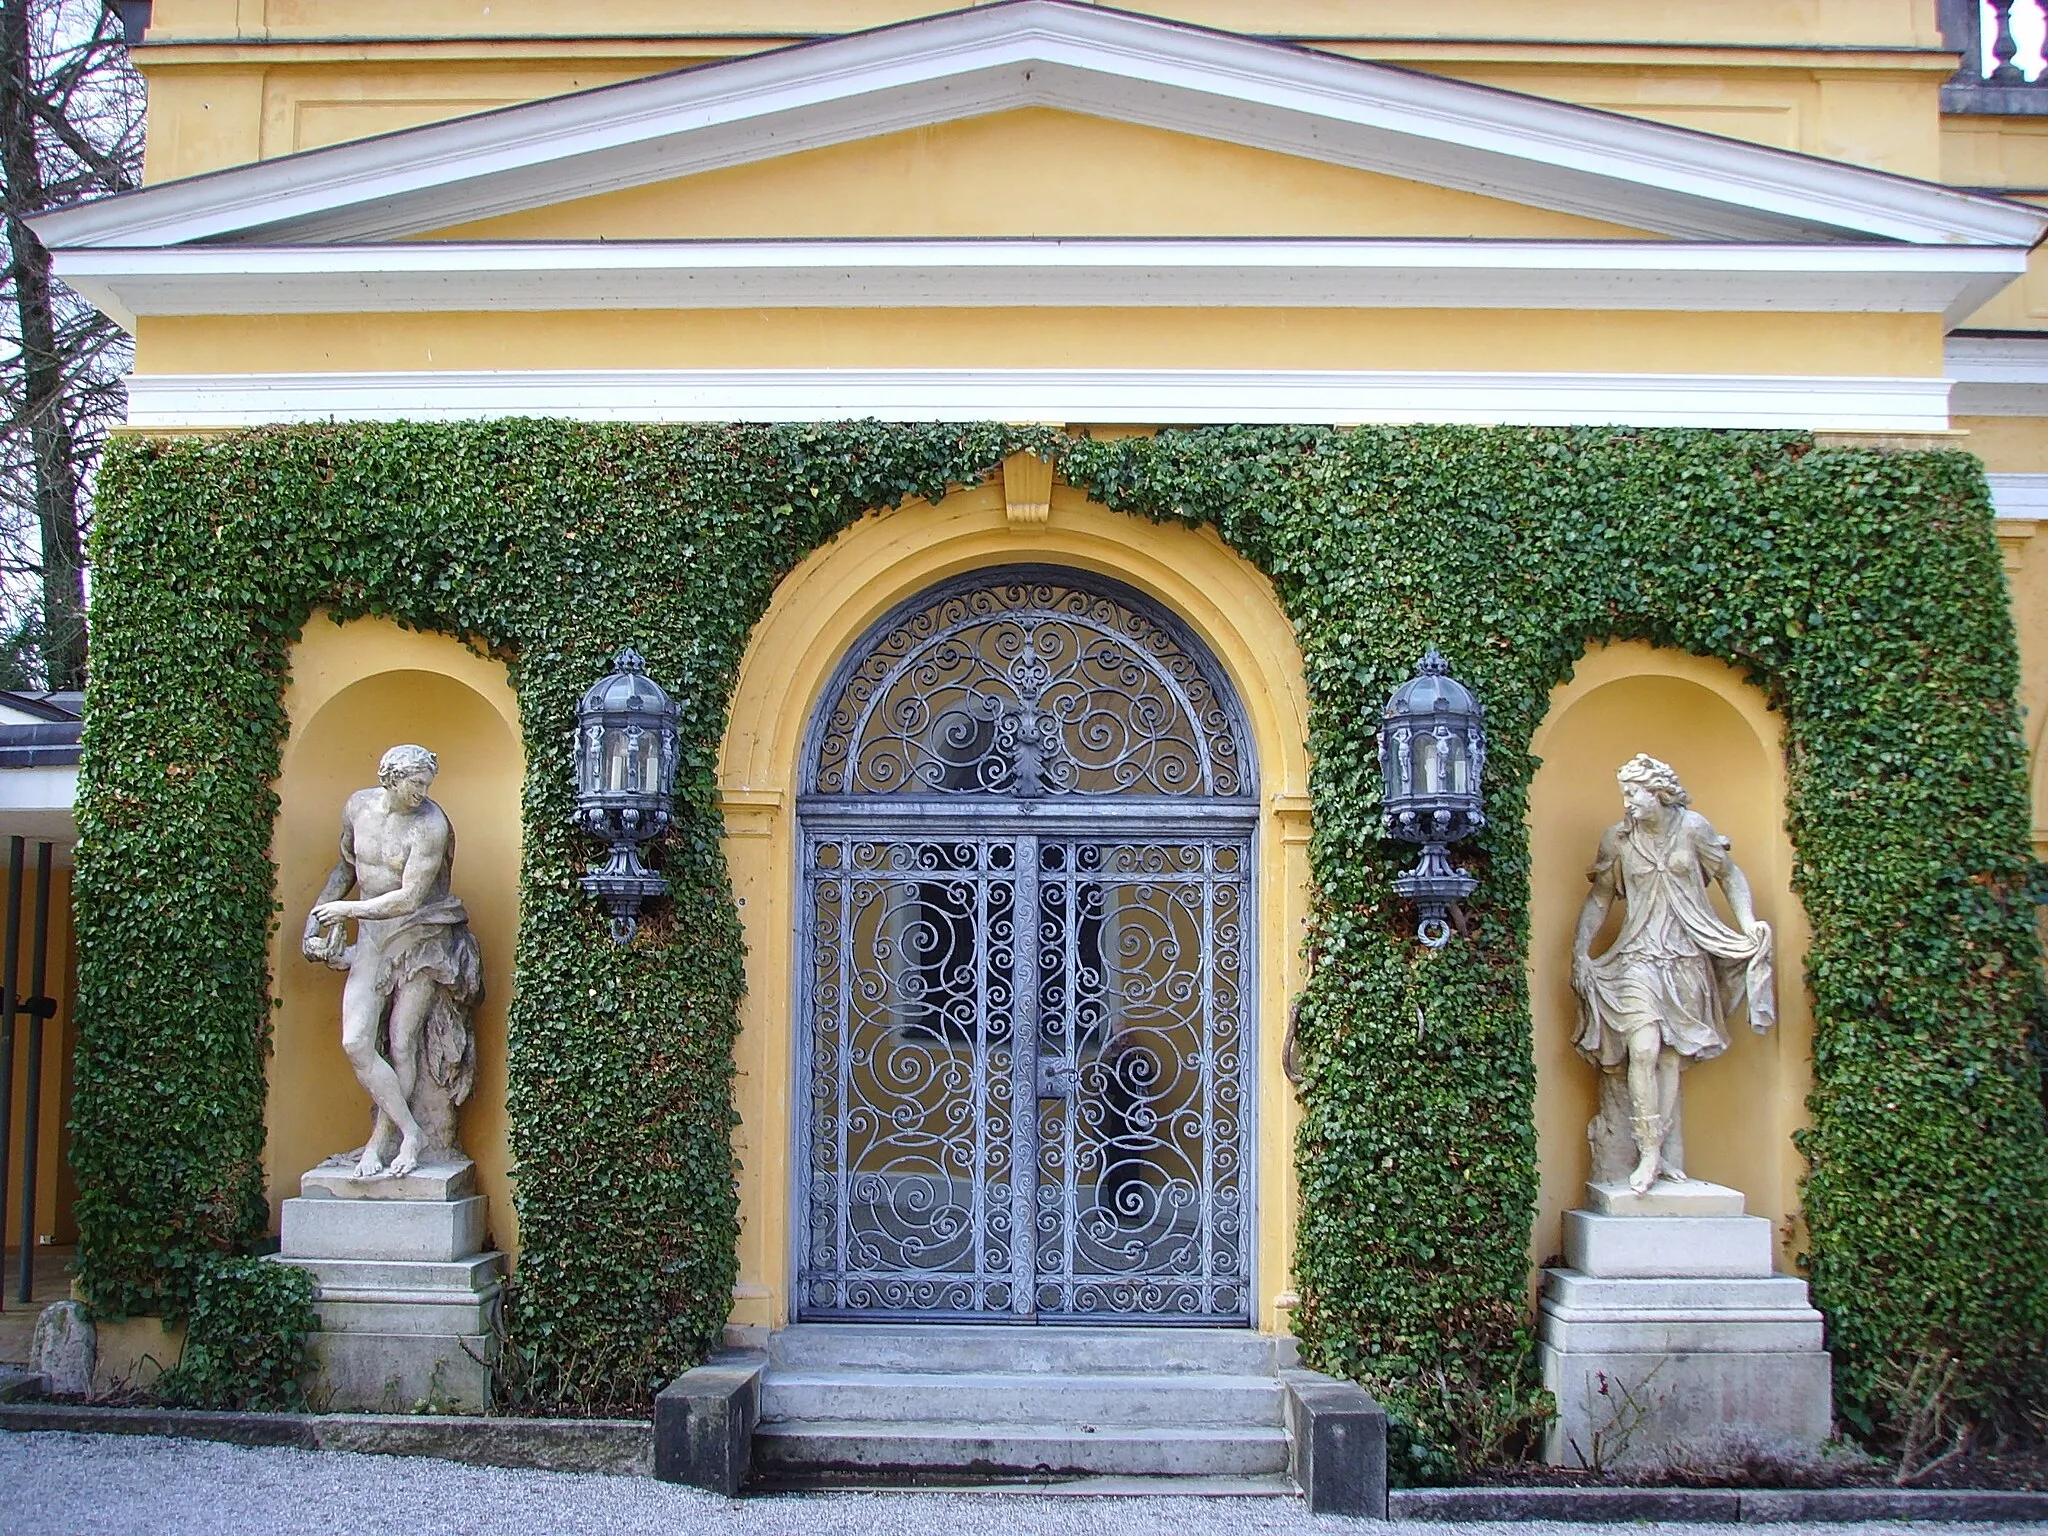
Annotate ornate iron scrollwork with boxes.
[797,568,1257,1324]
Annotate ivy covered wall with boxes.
[73,422,2048,1463]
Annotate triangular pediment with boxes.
[422,108,1665,244]
[34,0,2048,252]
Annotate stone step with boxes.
[751,1419,1293,1478]
[766,1324,1281,1376]
[752,1470,1302,1496]
[759,1367,1284,1427]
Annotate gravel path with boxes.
[4,1431,2045,1536]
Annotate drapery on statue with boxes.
[1570,754,1775,1195]
[302,744,481,1179]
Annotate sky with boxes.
[1982,0,2048,79]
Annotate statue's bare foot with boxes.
[1662,1161,1689,1182]
[1628,1150,1660,1195]
[355,1147,388,1179]
[386,1134,421,1179]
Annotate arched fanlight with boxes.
[1378,646,1486,947]
[575,648,681,943]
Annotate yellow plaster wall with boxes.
[130,6,1950,182]
[139,0,1942,49]
[267,615,525,1258]
[1527,643,1812,1277]
[1993,522,2048,862]
[1947,423,2048,860]
[1958,416,2048,474]
[1434,65,1944,177]
[718,478,1313,1333]
[431,110,1659,243]
[1942,115,2048,191]
[131,310,1944,382]
[0,864,77,1252]
[1941,121,2048,334]
[140,64,674,183]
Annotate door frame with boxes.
[788,565,1260,1324]
[717,484,1313,1335]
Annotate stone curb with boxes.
[0,1402,651,1475]
[1390,1485,2048,1523]
[5,1403,2045,1521]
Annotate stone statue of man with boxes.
[302,744,481,1179]
[1570,754,1774,1195]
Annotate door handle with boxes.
[1035,1058,1078,1099]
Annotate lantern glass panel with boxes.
[603,726,633,794]
[638,731,662,796]
[1450,733,1469,794]
[1414,735,1441,794]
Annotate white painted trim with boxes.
[0,765,76,814]
[1946,335,2048,416]
[34,2,2046,253]
[1989,473,2048,521]
[122,368,1953,432]
[56,240,2028,332]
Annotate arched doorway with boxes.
[794,566,1257,1323]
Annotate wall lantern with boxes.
[1379,646,1486,947]
[576,648,681,944]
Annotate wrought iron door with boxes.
[796,571,1256,1322]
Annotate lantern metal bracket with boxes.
[1393,843,1479,948]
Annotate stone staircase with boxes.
[750,1324,1295,1487]
[656,1322,1388,1509]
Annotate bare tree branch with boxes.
[0,0,142,686]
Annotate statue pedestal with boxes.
[273,1156,505,1413]
[1538,1180,1831,1471]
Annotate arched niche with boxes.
[719,478,1313,1333]
[1526,642,1812,1279]
[267,615,524,1256]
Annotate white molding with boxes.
[34,1,2047,253]
[55,240,2027,332]
[0,765,76,814]
[1988,473,2048,521]
[1946,335,2048,416]
[122,368,1953,432]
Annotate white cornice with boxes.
[1988,473,2048,521]
[56,240,2027,332]
[121,367,1952,433]
[1946,334,2048,415]
[34,1,2048,253]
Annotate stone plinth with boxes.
[1539,1180,1831,1471]
[274,1156,504,1413]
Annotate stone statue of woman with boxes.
[302,744,481,1179]
[1570,754,1774,1195]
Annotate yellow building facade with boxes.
[25,1,2048,1386]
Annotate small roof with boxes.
[36,0,2048,253]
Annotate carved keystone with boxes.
[1001,450,1055,526]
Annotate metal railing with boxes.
[1943,0,2048,113]
[0,839,61,1310]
